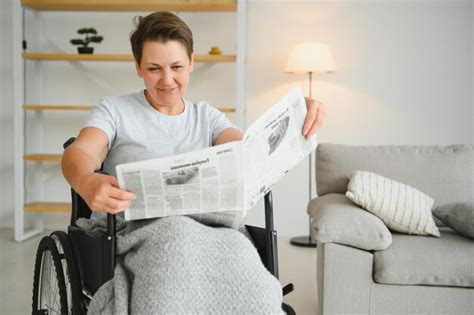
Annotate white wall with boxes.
[1,0,15,228]
[1,0,472,237]
[244,0,473,236]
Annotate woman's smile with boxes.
[157,86,178,93]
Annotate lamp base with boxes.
[290,235,317,247]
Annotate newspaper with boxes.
[116,87,318,228]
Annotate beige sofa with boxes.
[309,144,473,314]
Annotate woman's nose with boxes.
[160,70,174,85]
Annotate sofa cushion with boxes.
[373,228,474,288]
[346,171,440,237]
[316,144,474,207]
[433,201,474,239]
[308,193,392,250]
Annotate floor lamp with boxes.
[285,42,336,247]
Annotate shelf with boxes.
[21,0,237,12]
[22,53,236,63]
[195,54,236,63]
[216,107,235,113]
[24,202,71,213]
[24,104,92,111]
[24,154,62,162]
[14,0,246,242]
[23,104,236,113]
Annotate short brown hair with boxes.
[130,12,193,64]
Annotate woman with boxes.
[62,11,326,313]
[62,11,325,217]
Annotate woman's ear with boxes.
[135,62,144,78]
[189,52,194,73]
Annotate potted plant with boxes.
[70,28,103,54]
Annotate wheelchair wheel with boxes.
[32,236,68,314]
[50,231,84,314]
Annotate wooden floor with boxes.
[0,228,318,314]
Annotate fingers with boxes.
[302,97,316,136]
[103,187,136,214]
[102,198,133,214]
[303,98,326,139]
[89,193,133,214]
[306,102,325,139]
[87,174,136,214]
[108,186,137,201]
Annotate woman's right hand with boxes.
[77,172,136,214]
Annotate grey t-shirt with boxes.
[83,90,235,177]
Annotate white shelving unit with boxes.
[13,0,247,242]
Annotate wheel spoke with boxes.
[52,264,60,312]
[34,237,72,315]
[50,258,58,304]
[43,252,52,308]
[39,248,64,314]
[48,255,55,309]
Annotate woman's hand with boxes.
[302,97,326,139]
[77,172,136,214]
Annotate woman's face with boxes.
[136,40,194,114]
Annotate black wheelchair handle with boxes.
[282,283,294,296]
[63,136,76,149]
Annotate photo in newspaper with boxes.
[116,87,317,228]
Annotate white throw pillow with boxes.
[346,171,440,237]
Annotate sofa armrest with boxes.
[308,193,392,251]
[318,243,375,315]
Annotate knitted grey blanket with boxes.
[77,216,283,314]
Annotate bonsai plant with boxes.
[70,28,103,54]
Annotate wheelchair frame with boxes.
[32,137,295,314]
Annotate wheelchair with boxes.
[32,138,295,315]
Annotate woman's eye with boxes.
[172,66,183,70]
[148,68,159,72]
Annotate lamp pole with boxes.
[290,71,317,247]
[285,42,335,248]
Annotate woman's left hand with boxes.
[302,97,326,139]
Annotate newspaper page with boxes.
[116,141,245,229]
[243,87,318,209]
[116,86,316,226]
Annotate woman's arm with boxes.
[62,127,135,214]
[213,127,244,145]
[213,97,325,145]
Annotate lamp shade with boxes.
[285,42,336,74]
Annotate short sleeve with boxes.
[207,105,237,143]
[83,97,117,150]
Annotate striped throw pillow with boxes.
[346,171,440,237]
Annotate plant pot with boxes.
[77,47,94,54]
